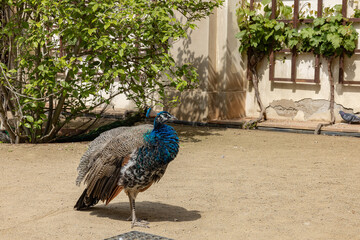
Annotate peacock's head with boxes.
[155,111,177,125]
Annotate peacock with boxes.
[74,109,179,228]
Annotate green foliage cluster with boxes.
[235,0,292,56]
[0,0,223,143]
[236,1,359,60]
[298,14,358,59]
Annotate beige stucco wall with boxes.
[248,57,360,122]
[246,56,360,122]
[167,0,247,122]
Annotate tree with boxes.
[0,0,223,143]
[236,0,292,126]
[297,6,358,132]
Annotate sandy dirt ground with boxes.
[1,125,360,240]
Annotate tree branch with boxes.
[48,37,82,140]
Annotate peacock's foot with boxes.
[131,219,150,228]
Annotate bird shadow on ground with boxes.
[171,125,224,143]
[88,201,201,223]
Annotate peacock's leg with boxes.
[128,193,149,228]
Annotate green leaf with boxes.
[38,65,44,71]
[236,30,248,39]
[92,3,99,12]
[151,64,159,72]
[310,37,321,47]
[333,4,342,14]
[288,39,299,49]
[119,49,124,57]
[161,36,169,43]
[344,39,356,52]
[274,22,285,31]
[104,22,111,30]
[186,22,197,30]
[338,26,347,36]
[313,18,325,27]
[300,27,314,39]
[265,30,274,41]
[281,5,292,19]
[327,33,342,49]
[88,28,97,36]
[354,9,360,18]
[25,116,34,122]
[24,123,32,129]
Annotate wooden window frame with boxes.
[339,0,360,84]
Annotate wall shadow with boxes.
[166,25,210,122]
[337,54,360,95]
[169,8,247,121]
[337,84,360,95]
[89,201,201,223]
[344,55,357,81]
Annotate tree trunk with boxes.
[247,49,266,124]
[327,56,335,124]
[314,56,336,134]
[250,66,266,121]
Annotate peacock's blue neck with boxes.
[139,123,179,168]
[146,123,179,147]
